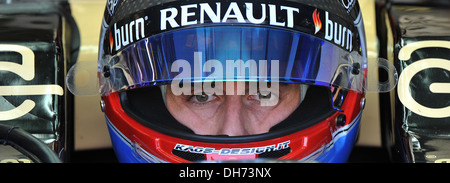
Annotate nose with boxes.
[218,95,249,136]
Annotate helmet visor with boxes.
[99,26,365,97]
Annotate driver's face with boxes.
[165,82,301,136]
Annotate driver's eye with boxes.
[195,93,210,102]
[258,91,272,100]
[190,92,216,104]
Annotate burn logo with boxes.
[312,8,322,34]
[324,11,353,51]
[113,16,148,51]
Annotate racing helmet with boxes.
[97,0,369,163]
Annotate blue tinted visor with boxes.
[99,26,365,96]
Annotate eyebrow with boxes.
[186,82,289,95]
